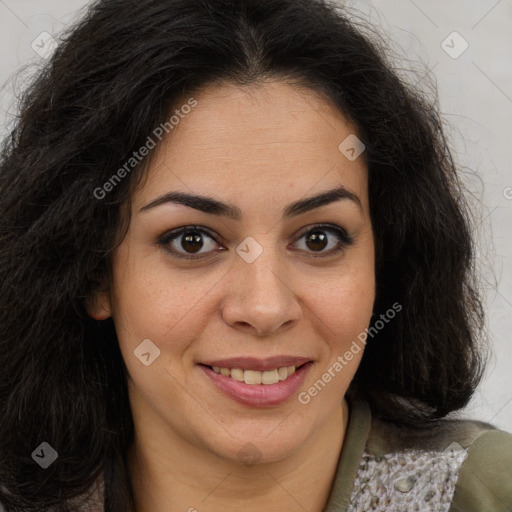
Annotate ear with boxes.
[85,278,112,320]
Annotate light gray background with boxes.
[1,0,511,430]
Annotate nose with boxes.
[220,245,302,337]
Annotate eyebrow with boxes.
[139,185,362,219]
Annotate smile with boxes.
[210,365,299,385]
[199,361,313,407]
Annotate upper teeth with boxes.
[211,366,296,385]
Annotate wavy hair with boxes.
[0,0,485,510]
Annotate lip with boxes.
[199,361,313,407]
[200,356,312,372]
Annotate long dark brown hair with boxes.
[0,0,485,509]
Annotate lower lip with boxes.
[199,362,313,407]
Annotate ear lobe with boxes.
[85,280,112,320]
[86,292,112,320]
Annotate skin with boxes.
[88,79,375,512]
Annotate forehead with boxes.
[133,80,368,212]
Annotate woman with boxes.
[0,0,510,511]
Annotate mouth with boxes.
[198,360,313,407]
[200,362,308,385]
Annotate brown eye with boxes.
[304,231,328,252]
[180,232,205,253]
[158,226,222,259]
[293,224,354,257]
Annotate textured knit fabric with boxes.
[347,446,468,511]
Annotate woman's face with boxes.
[89,80,375,464]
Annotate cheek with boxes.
[109,249,219,360]
[312,280,374,344]
[310,247,375,326]
[296,276,373,409]
[304,254,375,365]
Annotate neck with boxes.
[127,399,349,512]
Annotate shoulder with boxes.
[449,426,512,512]
[349,411,512,512]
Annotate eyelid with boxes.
[289,223,351,244]
[157,224,219,241]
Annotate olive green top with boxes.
[323,396,512,512]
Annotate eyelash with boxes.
[156,224,354,261]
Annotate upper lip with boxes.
[200,356,312,372]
